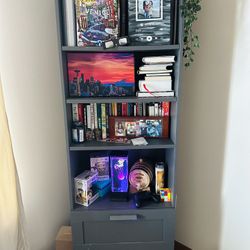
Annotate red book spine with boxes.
[162,102,170,116]
[78,104,84,123]
[122,103,127,116]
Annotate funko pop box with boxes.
[74,170,99,207]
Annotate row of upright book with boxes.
[72,102,170,142]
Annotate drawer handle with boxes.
[109,215,138,221]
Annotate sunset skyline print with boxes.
[67,53,135,85]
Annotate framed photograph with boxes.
[67,52,135,97]
[128,0,173,45]
[136,0,163,21]
[109,116,169,139]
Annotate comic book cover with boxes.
[75,0,119,47]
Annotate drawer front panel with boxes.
[75,242,169,250]
[84,219,163,243]
[71,208,175,247]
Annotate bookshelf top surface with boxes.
[67,96,177,104]
[73,195,174,211]
[62,44,180,52]
[70,138,175,151]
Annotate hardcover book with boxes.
[128,0,173,45]
[75,0,119,47]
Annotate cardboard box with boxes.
[56,226,72,250]
[74,170,99,207]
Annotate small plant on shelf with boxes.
[182,0,202,67]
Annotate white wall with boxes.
[0,0,70,250]
[176,0,250,249]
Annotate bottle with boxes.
[72,122,85,143]
[155,162,165,194]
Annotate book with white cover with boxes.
[63,0,76,46]
[138,70,173,75]
[146,73,171,77]
[136,91,175,97]
[142,56,175,64]
[145,76,172,81]
[139,64,173,71]
[139,80,172,92]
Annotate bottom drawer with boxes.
[74,242,170,250]
[71,208,175,250]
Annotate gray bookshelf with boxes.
[56,0,183,249]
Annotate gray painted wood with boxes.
[71,208,175,249]
[55,0,183,249]
[62,44,180,52]
[69,138,175,151]
[66,96,177,104]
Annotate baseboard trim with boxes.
[175,241,192,250]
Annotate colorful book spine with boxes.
[86,105,91,129]
[101,104,107,140]
[162,102,170,116]
[94,103,98,129]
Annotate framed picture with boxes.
[136,0,163,21]
[67,52,135,97]
[128,0,173,45]
[109,116,169,139]
[75,0,119,47]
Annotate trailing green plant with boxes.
[181,0,202,67]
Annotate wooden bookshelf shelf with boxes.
[62,44,180,52]
[70,138,175,151]
[73,195,174,211]
[66,96,177,104]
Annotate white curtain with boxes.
[0,78,29,250]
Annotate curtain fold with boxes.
[0,77,29,250]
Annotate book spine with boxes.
[134,104,137,117]
[63,0,76,46]
[72,104,79,122]
[94,103,98,129]
[117,103,122,116]
[138,103,143,116]
[78,104,84,123]
[83,105,87,131]
[97,104,102,130]
[101,104,106,140]
[86,105,91,129]
[154,103,159,116]
[122,103,127,116]
[149,103,154,116]
[90,104,95,130]
[159,103,162,117]
[162,102,170,116]
[143,103,146,116]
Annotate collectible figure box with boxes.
[90,154,110,180]
[74,170,99,207]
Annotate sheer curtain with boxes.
[0,77,29,250]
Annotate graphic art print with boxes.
[75,0,119,47]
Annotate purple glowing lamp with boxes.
[110,156,128,193]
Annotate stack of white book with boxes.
[137,56,175,97]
